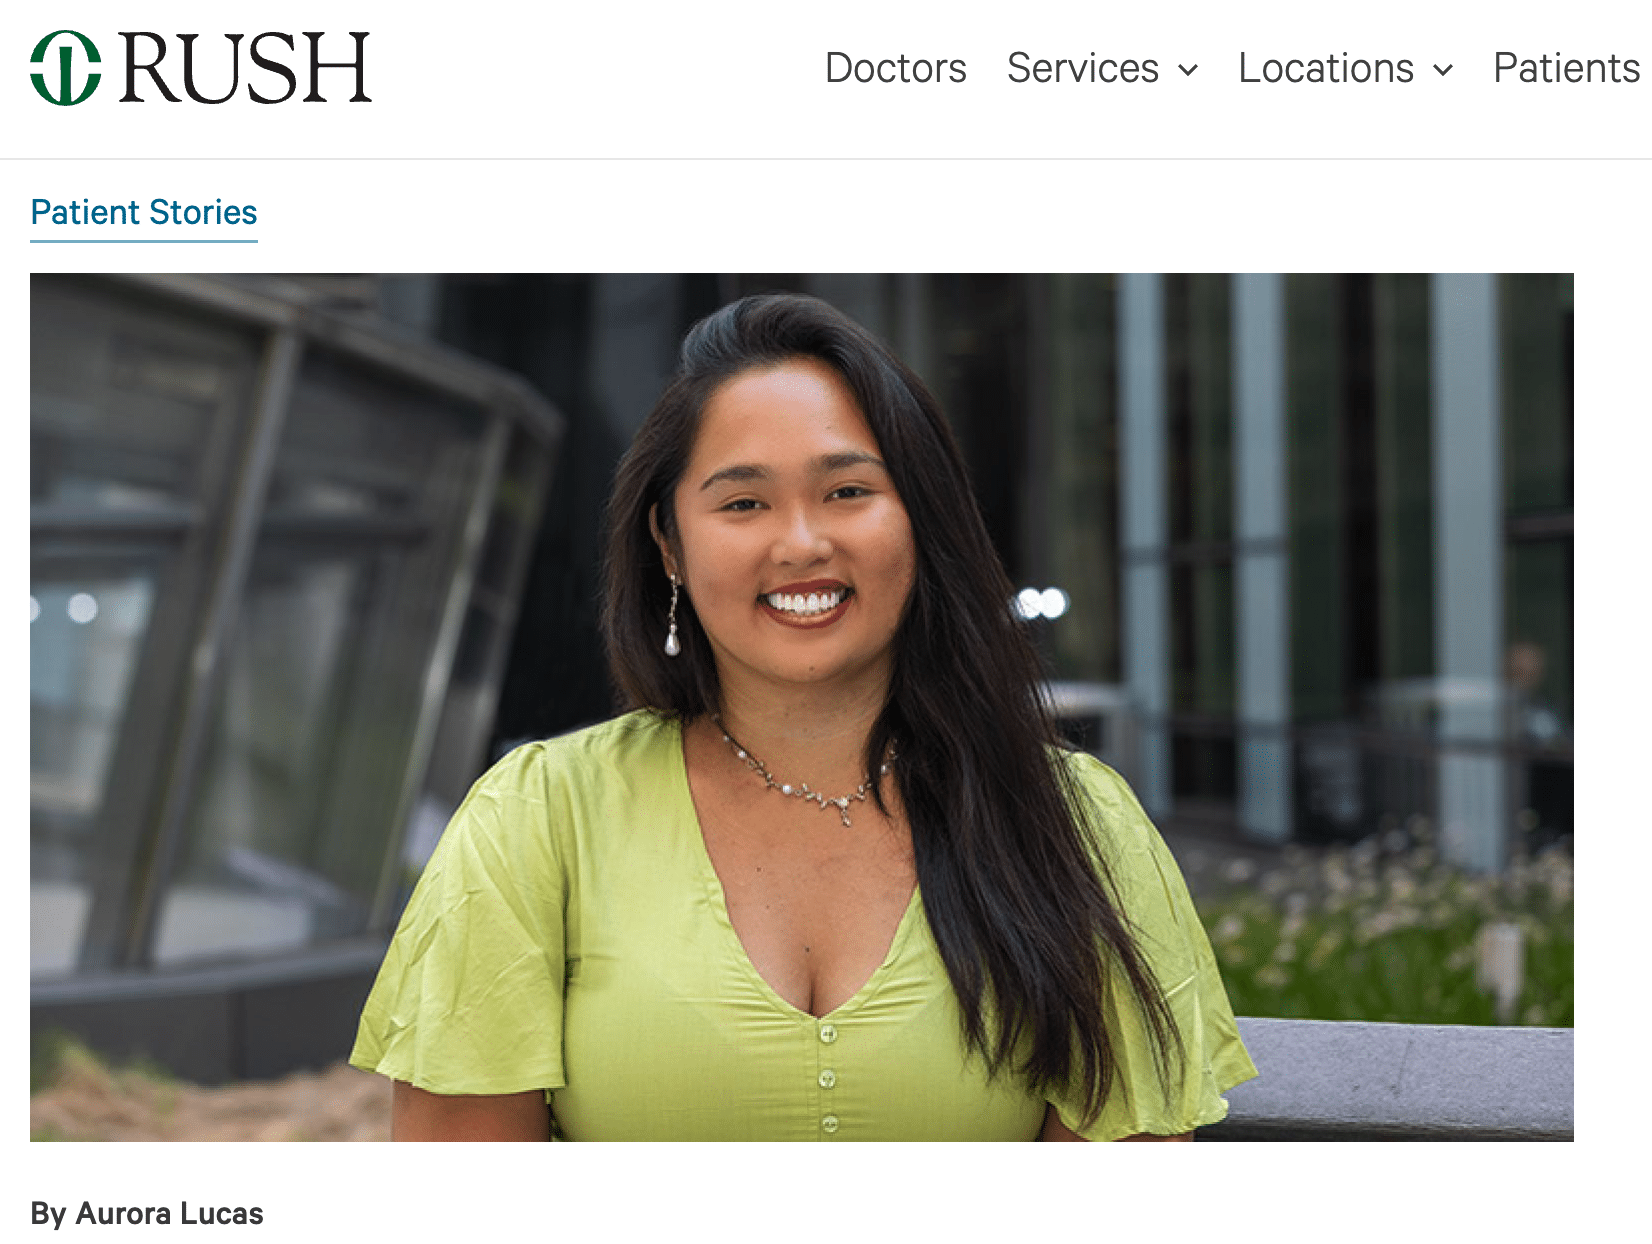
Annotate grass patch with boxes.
[32,1033,181,1100]
[31,1029,88,1095]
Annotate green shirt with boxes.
[351,710,1257,1140]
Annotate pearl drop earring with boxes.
[664,575,681,657]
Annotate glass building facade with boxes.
[31,275,561,990]
[939,274,1570,870]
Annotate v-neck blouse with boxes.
[350,711,1257,1140]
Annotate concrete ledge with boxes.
[31,938,387,1084]
[1202,1017,1573,1141]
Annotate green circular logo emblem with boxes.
[32,30,101,105]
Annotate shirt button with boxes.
[819,1023,838,1044]
[821,1115,839,1133]
[818,1069,837,1089]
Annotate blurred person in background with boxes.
[350,294,1255,1140]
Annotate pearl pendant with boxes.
[664,628,680,656]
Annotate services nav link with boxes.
[825,52,1159,84]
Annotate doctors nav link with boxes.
[826,52,966,83]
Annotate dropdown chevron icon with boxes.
[1435,63,1453,75]
[1179,63,1198,75]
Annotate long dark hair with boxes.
[601,293,1181,1125]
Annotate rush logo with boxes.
[31,30,372,105]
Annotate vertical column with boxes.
[1431,274,1505,872]
[1233,275,1293,843]
[1118,275,1170,817]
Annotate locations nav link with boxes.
[1238,51,1413,83]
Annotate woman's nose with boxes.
[770,504,831,564]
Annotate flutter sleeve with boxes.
[1049,752,1258,1140]
[349,743,568,1096]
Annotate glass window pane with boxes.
[1502,274,1572,517]
[1286,275,1345,721]
[267,350,484,521]
[30,561,158,975]
[1042,274,1119,683]
[154,551,388,962]
[1372,274,1434,683]
[1506,540,1571,735]
[1166,274,1233,545]
[1171,560,1236,716]
[152,353,490,966]
[1172,731,1237,803]
[921,275,1028,577]
[31,277,257,511]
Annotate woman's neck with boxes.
[707,675,890,793]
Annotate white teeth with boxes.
[765,589,845,616]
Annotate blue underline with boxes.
[29,238,259,243]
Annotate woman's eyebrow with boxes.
[817,450,886,474]
[698,451,886,492]
[698,463,768,491]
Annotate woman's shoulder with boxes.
[1052,746,1203,932]
[1051,746,1192,890]
[447,710,679,849]
[477,709,679,793]
[1052,746,1154,838]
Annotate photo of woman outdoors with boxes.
[32,274,1569,1147]
[349,293,1257,1140]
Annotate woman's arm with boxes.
[392,1082,553,1141]
[1039,1104,1192,1142]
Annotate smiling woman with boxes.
[659,358,915,700]
[349,293,1257,1140]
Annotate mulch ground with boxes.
[31,1047,391,1142]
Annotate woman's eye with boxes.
[829,485,869,500]
[721,498,761,512]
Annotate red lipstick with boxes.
[764,578,848,595]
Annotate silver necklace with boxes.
[713,715,893,828]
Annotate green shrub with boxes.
[1196,837,1572,1027]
